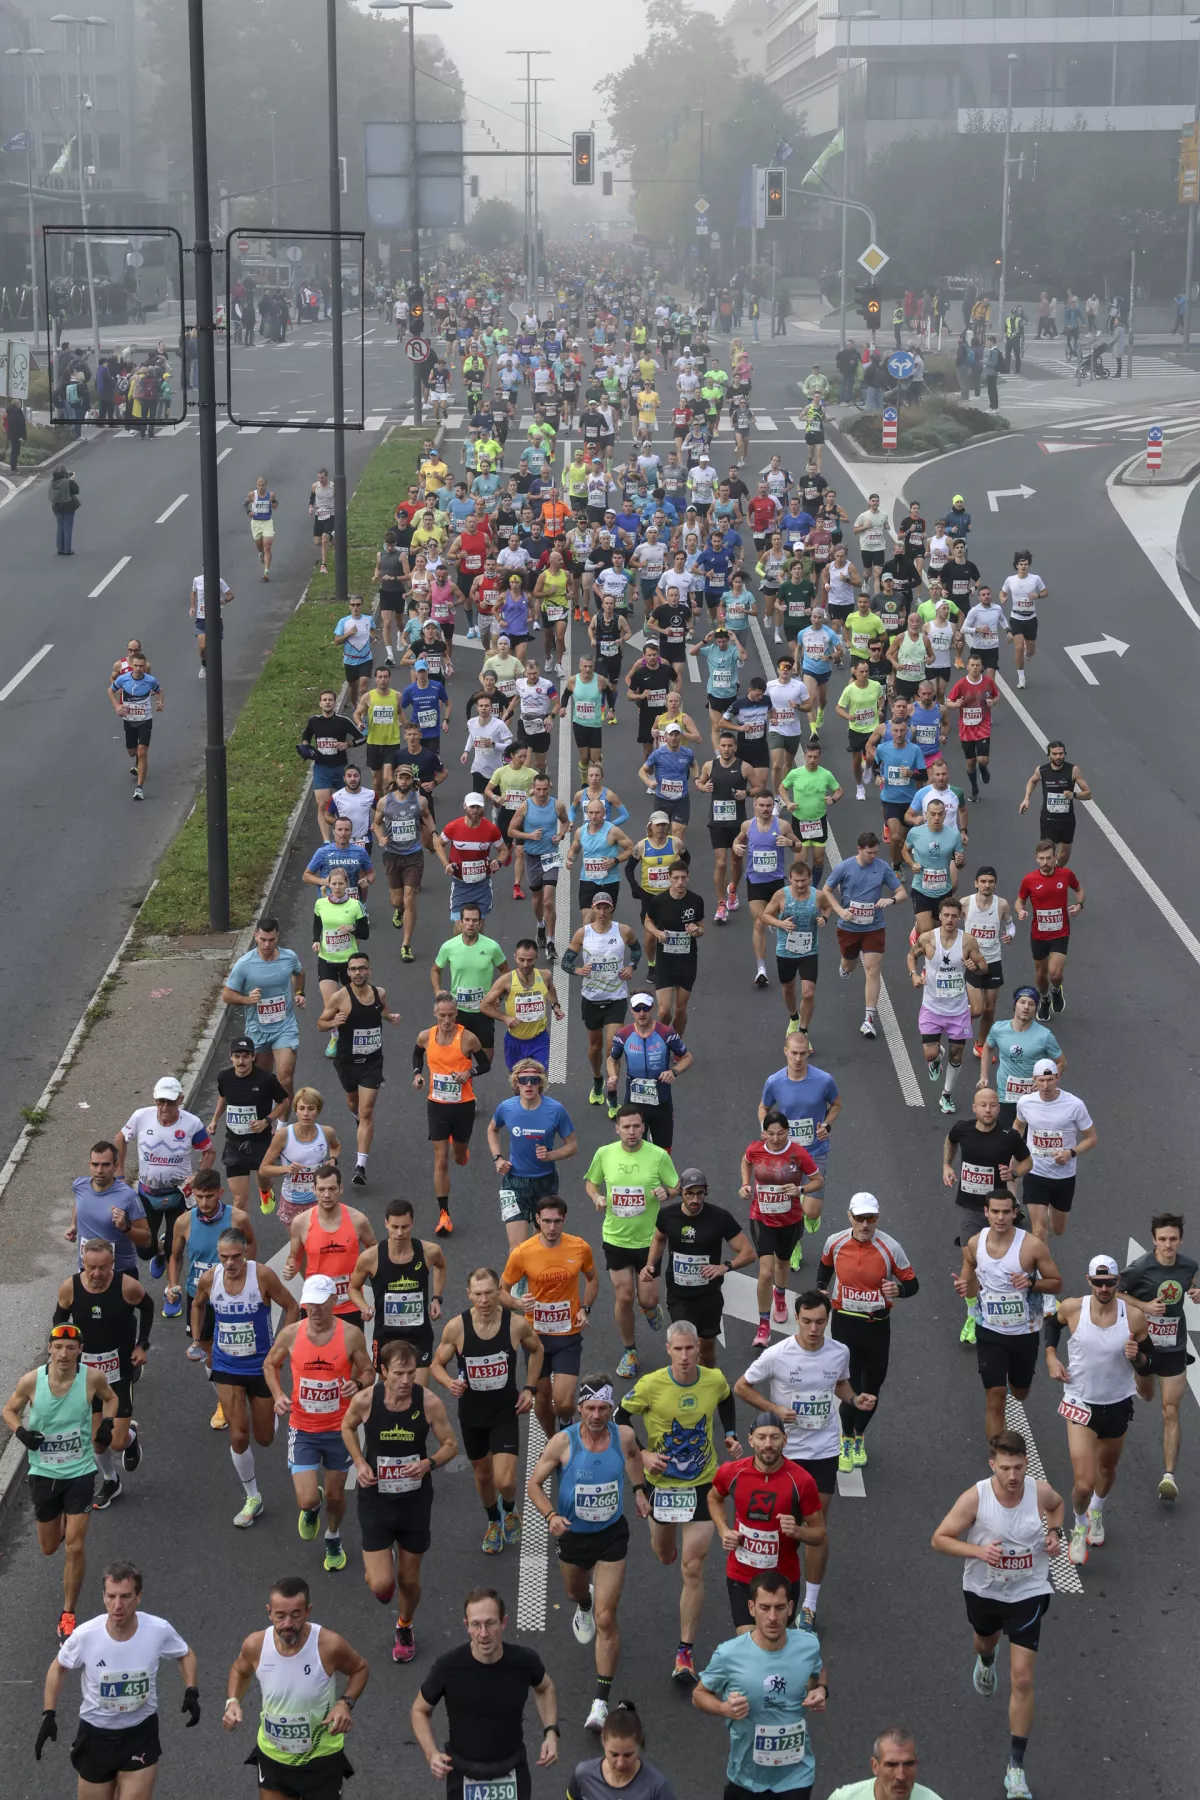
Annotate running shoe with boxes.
[859,1017,877,1038]
[979,763,990,785]
[615,1348,639,1379]
[671,1647,697,1687]
[786,1017,803,1036]
[57,1611,76,1645]
[790,1241,804,1272]
[1017,670,1026,689]
[837,1436,854,1474]
[939,1093,956,1114]
[132,786,145,801]
[851,1436,867,1468]
[392,907,403,929]
[482,1520,504,1555]
[1086,1507,1105,1547]
[149,1254,166,1280]
[436,1208,454,1237]
[536,925,547,948]
[589,1085,606,1106]
[754,969,768,989]
[122,1423,142,1472]
[927,1054,943,1082]
[324,1033,338,1059]
[804,1214,821,1234]
[643,1303,667,1332]
[585,1698,608,1732]
[233,1494,264,1529]
[799,1606,817,1632]
[752,1321,770,1348]
[162,1290,183,1319]
[298,1506,322,1541]
[210,1402,227,1431]
[1036,995,1052,1024]
[772,1289,789,1324]
[972,1654,997,1697]
[1067,1522,1088,1566]
[960,1314,977,1345]
[1003,1767,1033,1800]
[972,1042,984,1058]
[502,1510,522,1548]
[726,886,739,913]
[393,1623,416,1663]
[572,1603,597,1645]
[323,1535,347,1572]
[352,1167,367,1187]
[513,884,525,900]
[715,903,728,925]
[259,1187,276,1215]
[92,1476,123,1510]
[400,945,414,963]
[1159,1471,1179,1502]
[855,784,865,801]
[545,940,556,960]
[1051,984,1065,1015]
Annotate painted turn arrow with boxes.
[987,484,1036,511]
[1064,634,1129,685]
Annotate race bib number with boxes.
[536,852,560,875]
[1034,908,1064,935]
[784,929,814,957]
[432,1073,463,1104]
[791,1390,832,1429]
[920,867,949,895]
[297,1377,340,1415]
[465,1355,509,1391]
[460,858,488,885]
[736,1523,781,1568]
[789,1117,816,1147]
[712,800,737,822]
[584,857,611,880]
[840,1285,884,1314]
[464,1776,517,1800]
[217,1318,258,1359]
[1045,792,1070,815]
[572,1480,620,1524]
[756,1184,792,1218]
[960,1162,994,1196]
[1030,1129,1065,1156]
[383,1290,425,1329]
[1058,1396,1092,1427]
[82,1348,121,1377]
[993,1546,1035,1586]
[752,848,778,876]
[662,932,692,957]
[651,1485,696,1523]
[499,1188,521,1223]
[377,1456,422,1495]
[351,1027,382,1057]
[671,1251,708,1287]
[935,969,965,999]
[390,819,416,848]
[98,1672,151,1715]
[122,697,151,721]
[533,1299,573,1336]
[371,705,394,726]
[796,818,824,841]
[848,901,875,926]
[37,1431,84,1467]
[646,865,671,891]
[752,1721,808,1768]
[981,1292,1027,1325]
[1004,1075,1034,1100]
[513,993,545,1023]
[324,925,354,954]
[256,995,288,1024]
[629,1077,659,1105]
[610,1186,646,1216]
[263,1714,313,1755]
[1146,1315,1180,1347]
[962,706,984,729]
[226,1104,258,1133]
[416,707,439,733]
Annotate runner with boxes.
[1015,842,1083,1021]
[501,1195,599,1438]
[221,917,307,1104]
[906,896,989,1115]
[487,1059,578,1249]
[646,1168,754,1367]
[707,1414,825,1634]
[963,868,1014,1056]
[508,774,571,955]
[431,1267,544,1552]
[931,1430,1064,1800]
[742,1113,825,1344]
[825,1729,943,1800]
[340,1337,458,1662]
[1018,744,1091,870]
[284,1164,376,1329]
[37,1560,198,1793]
[434,798,506,927]
[696,731,754,923]
[779,742,842,891]
[566,1702,675,1792]
[561,892,643,1108]
[944,654,1000,801]
[943,1087,1032,1344]
[1014,1062,1096,1242]
[759,1033,841,1194]
[3,1325,116,1643]
[954,1193,1061,1437]
[619,1320,740,1685]
[481,938,565,1076]
[821,833,906,1040]
[223,1576,367,1797]
[108,649,163,802]
[51,1234,150,1508]
[208,1037,288,1214]
[643,860,706,1036]
[350,1196,445,1378]
[585,1105,676,1378]
[188,568,232,679]
[733,792,802,992]
[245,474,278,579]
[902,797,964,938]
[432,901,507,1068]
[1000,552,1046,688]
[115,1077,213,1284]
[191,1228,298,1525]
[165,1165,256,1364]
[1118,1214,1200,1501]
[414,992,485,1236]
[317,952,401,1184]
[374,764,435,957]
[259,1087,341,1228]
[263,1272,374,1572]
[817,1195,918,1473]
[1045,1256,1153,1566]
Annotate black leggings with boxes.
[135,1191,185,1262]
[831,1311,891,1437]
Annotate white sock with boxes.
[866,1004,878,1019]
[1089,1492,1106,1513]
[756,960,766,975]
[1074,1509,1088,1530]
[96,1449,117,1481]
[231,1447,259,1498]
[356,1152,368,1168]
[325,1526,340,1541]
[944,1059,962,1094]
[803,1582,821,1611]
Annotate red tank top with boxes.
[289,1317,354,1433]
[303,1204,361,1315]
[459,531,489,574]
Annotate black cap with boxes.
[230,1036,255,1055]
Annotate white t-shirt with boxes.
[1016,1090,1093,1180]
[1001,572,1046,619]
[765,677,808,739]
[466,714,513,777]
[191,575,231,624]
[963,602,1008,650]
[743,1334,850,1460]
[58,1612,189,1729]
[854,510,888,554]
[120,1107,209,1195]
[910,782,963,832]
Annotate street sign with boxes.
[405,335,430,362]
[881,406,897,451]
[695,221,709,235]
[7,338,30,400]
[887,350,914,379]
[285,245,304,263]
[1180,127,1199,205]
[236,237,249,252]
[858,242,889,276]
[694,197,710,215]
[1146,424,1163,471]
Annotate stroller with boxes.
[1075,335,1112,381]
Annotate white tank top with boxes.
[255,1623,336,1761]
[965,895,1002,964]
[581,923,628,1003]
[926,619,954,667]
[895,629,928,678]
[922,929,967,1016]
[1067,1296,1136,1407]
[974,1227,1034,1336]
[962,1476,1053,1601]
[281,1124,329,1208]
[826,564,855,608]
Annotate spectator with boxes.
[955,333,973,401]
[1035,292,1051,338]
[1112,317,1127,377]
[864,349,885,411]
[49,462,80,554]
[835,342,860,405]
[1172,293,1186,336]
[984,336,1001,411]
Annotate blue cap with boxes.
[414,658,429,671]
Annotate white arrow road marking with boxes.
[1105,462,1200,634]
[1038,441,1112,455]
[1063,634,1129,686]
[986,485,1036,511]
[1128,1237,1200,1413]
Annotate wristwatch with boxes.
[543,1725,561,1737]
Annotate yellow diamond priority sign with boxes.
[858,242,889,277]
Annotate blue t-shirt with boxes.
[112,672,161,706]
[825,855,900,931]
[401,680,449,741]
[447,495,475,530]
[874,736,924,804]
[306,842,373,887]
[645,745,695,797]
[985,1020,1063,1105]
[908,702,943,763]
[904,823,962,897]
[225,947,303,1024]
[701,643,742,699]
[698,1632,822,1793]
[72,1177,145,1274]
[800,625,840,676]
[490,1095,575,1177]
[759,1066,839,1158]
[697,547,733,598]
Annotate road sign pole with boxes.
[1146,425,1162,478]
[882,405,897,455]
[327,0,349,601]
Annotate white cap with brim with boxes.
[153,1076,184,1101]
[1032,1059,1058,1077]
[462,793,485,810]
[300,1274,338,1306]
[1088,1255,1119,1280]
[848,1191,880,1216]
[630,992,656,1008]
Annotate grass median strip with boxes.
[136,427,420,940]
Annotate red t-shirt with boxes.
[748,496,778,535]
[440,817,503,882]
[456,530,490,575]
[711,1454,822,1584]
[1018,867,1080,942]
[744,1139,819,1227]
[947,674,999,742]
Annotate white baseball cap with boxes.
[462,793,485,811]
[1088,1255,1119,1280]
[153,1076,184,1101]
[848,1191,880,1217]
[300,1274,338,1306]
[1033,1058,1058,1077]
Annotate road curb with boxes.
[1115,438,1200,486]
[828,421,1019,464]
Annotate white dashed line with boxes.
[88,556,131,598]
[0,643,53,701]
[156,494,188,524]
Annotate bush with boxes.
[843,400,1008,457]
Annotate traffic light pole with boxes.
[407,15,423,426]
[327,0,349,601]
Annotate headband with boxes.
[579,1382,614,1406]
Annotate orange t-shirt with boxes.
[502,1232,595,1337]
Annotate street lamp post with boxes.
[997,53,1019,352]
[507,50,550,305]
[1183,16,1200,347]
[50,14,105,364]
[821,9,877,349]
[269,109,278,230]
[4,45,46,336]
[531,76,554,302]
[326,0,348,599]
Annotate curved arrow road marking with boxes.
[1063,634,1129,686]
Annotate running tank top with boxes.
[747,817,785,886]
[522,796,560,864]
[337,985,384,1063]
[774,891,819,960]
[251,490,273,521]
[579,824,619,887]
[381,792,422,854]
[289,1318,355,1433]
[965,896,1002,965]
[541,569,569,615]
[361,1383,433,1499]
[922,929,967,1015]
[581,922,628,1003]
[280,1125,329,1213]
[708,760,746,829]
[974,1228,1035,1336]
[185,1201,233,1297]
[826,564,855,608]
[926,619,955,667]
[504,970,550,1039]
[571,674,602,726]
[71,1272,135,1382]
[26,1365,95,1480]
[379,546,405,586]
[210,1261,274,1375]
[371,1241,431,1342]
[894,630,928,680]
[303,1205,361,1315]
[962,1476,1052,1602]
[255,1623,343,1765]
[456,1309,518,1423]
[558,1421,626,1533]
[1067,1298,1136,1406]
[426,1024,475,1106]
[638,835,676,895]
[1039,761,1075,821]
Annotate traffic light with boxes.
[602,171,613,197]
[469,175,479,199]
[408,285,424,329]
[572,130,595,186]
[765,168,786,220]
[865,284,881,328]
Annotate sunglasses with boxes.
[1090,1277,1117,1288]
[50,1323,83,1341]
[516,1075,543,1086]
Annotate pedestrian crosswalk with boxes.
[1045,399,1200,439]
[103,414,391,440]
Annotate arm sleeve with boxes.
[717,1390,737,1436]
[136,1291,155,1346]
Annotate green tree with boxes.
[464,199,523,253]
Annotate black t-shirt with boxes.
[947,1120,1027,1209]
[646,889,704,959]
[898,515,926,554]
[650,602,691,649]
[881,557,917,609]
[302,712,361,770]
[396,744,445,794]
[655,1200,744,1296]
[420,1642,546,1765]
[628,665,672,715]
[942,558,980,605]
[216,1068,287,1141]
[725,477,749,505]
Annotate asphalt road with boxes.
[1,328,1195,1800]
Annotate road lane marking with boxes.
[516,1414,550,1630]
[1104,463,1200,634]
[548,617,572,1089]
[88,556,131,598]
[216,447,233,465]
[363,414,388,431]
[1004,1392,1083,1595]
[156,494,188,524]
[0,474,36,510]
[0,643,52,701]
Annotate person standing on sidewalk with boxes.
[4,395,26,469]
[50,463,80,554]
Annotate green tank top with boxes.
[314,895,362,963]
[27,1365,96,1480]
[571,674,602,727]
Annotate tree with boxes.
[464,199,523,254]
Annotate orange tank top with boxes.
[289,1317,354,1433]
[426,1024,476,1107]
[304,1203,361,1315]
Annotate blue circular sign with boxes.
[887,351,915,379]
[883,407,898,423]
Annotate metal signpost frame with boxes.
[223,228,366,429]
[40,225,187,427]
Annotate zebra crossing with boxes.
[103,412,392,440]
[1039,399,1200,441]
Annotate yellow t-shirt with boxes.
[364,688,400,745]
[420,458,450,493]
